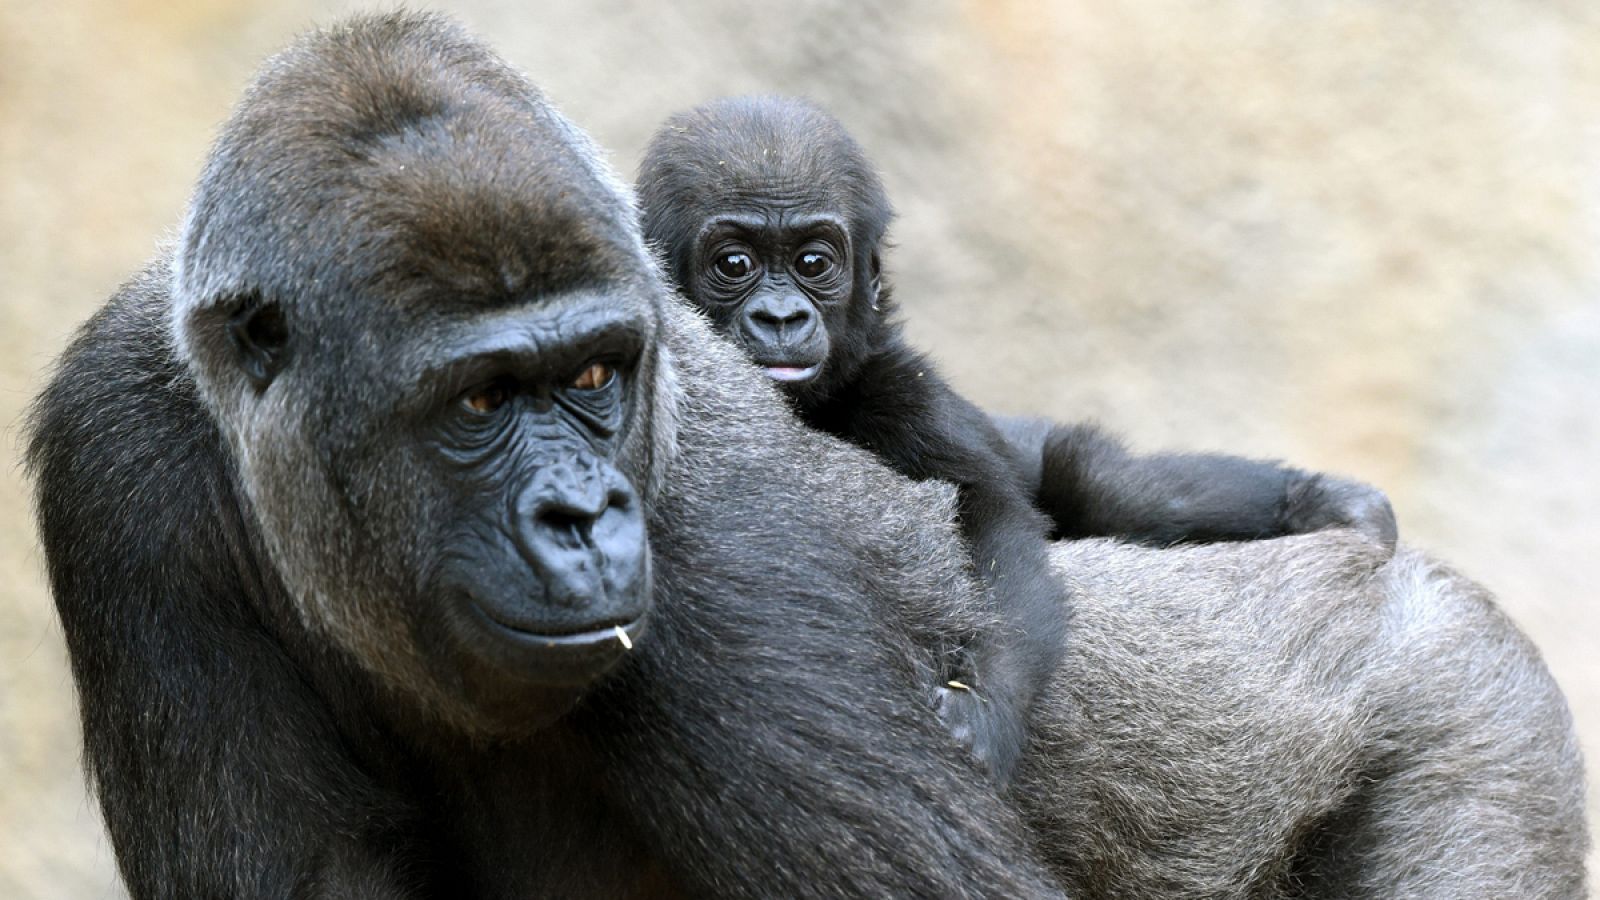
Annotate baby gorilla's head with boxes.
[638,95,894,404]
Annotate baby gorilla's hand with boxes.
[1282,472,1399,553]
[933,678,1027,786]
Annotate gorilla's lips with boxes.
[466,599,648,686]
[451,459,652,686]
[763,364,821,383]
[474,602,644,644]
[748,340,825,385]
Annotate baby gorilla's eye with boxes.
[460,378,514,416]
[571,361,616,392]
[713,252,754,280]
[795,251,833,279]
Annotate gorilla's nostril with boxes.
[537,507,595,544]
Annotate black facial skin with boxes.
[638,96,1400,784]
[693,212,853,381]
[24,15,1075,899]
[423,309,650,687]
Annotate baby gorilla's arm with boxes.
[996,417,1397,551]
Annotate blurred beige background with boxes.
[3,1,1596,895]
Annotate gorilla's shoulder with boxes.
[33,255,197,444]
[27,254,225,568]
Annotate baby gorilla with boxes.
[637,96,1396,784]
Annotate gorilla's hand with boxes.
[1282,472,1399,553]
[933,676,1027,785]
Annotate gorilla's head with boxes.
[171,13,677,733]
[637,95,893,405]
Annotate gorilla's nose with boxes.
[747,294,817,345]
[514,457,647,611]
[531,485,610,547]
[523,458,619,529]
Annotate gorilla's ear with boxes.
[225,295,291,388]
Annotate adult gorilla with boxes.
[27,14,1065,898]
[26,11,1586,900]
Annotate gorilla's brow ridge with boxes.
[696,212,850,245]
[416,306,646,398]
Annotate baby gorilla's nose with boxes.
[745,292,818,346]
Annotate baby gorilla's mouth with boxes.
[764,364,821,383]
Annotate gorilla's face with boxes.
[205,266,664,733]
[687,210,849,384]
[637,96,894,406]
[197,238,663,733]
[172,36,671,732]
[382,284,655,693]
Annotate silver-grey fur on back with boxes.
[1013,530,1588,897]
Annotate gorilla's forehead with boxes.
[373,258,657,336]
[278,98,643,308]
[696,208,851,246]
[354,166,644,314]
[698,157,864,206]
[180,14,650,319]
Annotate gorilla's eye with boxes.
[461,379,514,416]
[713,252,755,280]
[795,251,833,280]
[571,361,616,392]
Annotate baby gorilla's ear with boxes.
[868,251,882,310]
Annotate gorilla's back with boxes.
[1022,531,1588,898]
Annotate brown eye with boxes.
[714,252,754,280]
[571,361,616,392]
[461,380,513,415]
[795,252,833,279]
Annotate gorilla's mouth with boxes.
[462,600,648,686]
[476,605,644,647]
[763,364,821,384]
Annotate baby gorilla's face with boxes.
[688,208,856,386]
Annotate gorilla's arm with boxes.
[994,415,1398,549]
[589,540,1069,899]
[28,269,422,898]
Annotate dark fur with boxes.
[636,96,1398,783]
[25,15,1068,898]
[994,414,1398,546]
